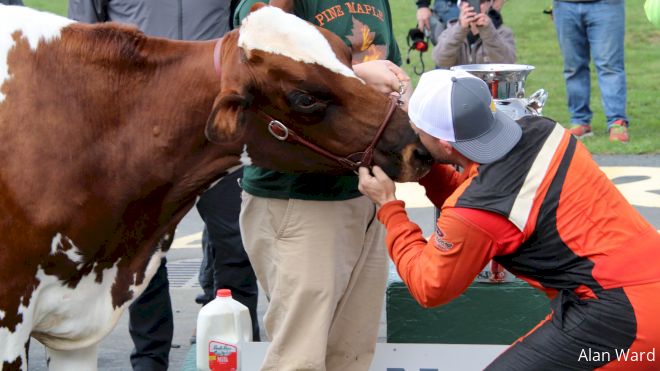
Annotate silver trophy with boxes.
[450,63,548,121]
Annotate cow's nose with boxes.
[413,145,433,164]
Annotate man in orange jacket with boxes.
[358,69,660,370]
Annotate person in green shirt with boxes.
[234,1,408,370]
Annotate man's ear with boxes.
[205,91,252,143]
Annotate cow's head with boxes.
[205,4,433,181]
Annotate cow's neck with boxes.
[40,27,239,300]
[100,34,242,248]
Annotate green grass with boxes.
[391,0,660,154]
[23,0,660,153]
[23,0,67,15]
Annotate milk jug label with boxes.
[208,341,237,371]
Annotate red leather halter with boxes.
[260,96,399,172]
[212,38,399,172]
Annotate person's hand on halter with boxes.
[358,166,397,207]
[353,60,413,109]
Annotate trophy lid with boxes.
[450,64,535,83]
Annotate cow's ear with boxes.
[205,91,251,143]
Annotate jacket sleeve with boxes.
[478,23,516,64]
[433,22,467,68]
[377,203,522,308]
[68,0,105,23]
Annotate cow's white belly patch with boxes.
[0,4,74,103]
[0,233,167,358]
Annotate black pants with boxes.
[196,168,260,341]
[486,288,637,370]
[128,257,173,371]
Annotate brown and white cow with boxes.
[0,4,432,370]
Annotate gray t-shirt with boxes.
[68,0,230,40]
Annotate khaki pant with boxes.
[240,193,387,371]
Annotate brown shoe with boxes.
[609,119,629,143]
[569,124,593,139]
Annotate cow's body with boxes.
[0,4,431,370]
[1,6,241,369]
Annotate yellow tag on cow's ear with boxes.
[646,0,660,28]
[490,99,497,113]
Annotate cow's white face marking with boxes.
[0,5,74,102]
[238,6,361,81]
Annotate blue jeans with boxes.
[553,0,627,128]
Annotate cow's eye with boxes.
[295,94,316,108]
[288,91,326,114]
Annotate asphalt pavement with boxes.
[27,154,659,370]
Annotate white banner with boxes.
[242,342,507,371]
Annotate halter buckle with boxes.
[268,120,289,141]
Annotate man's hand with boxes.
[416,7,432,32]
[358,166,397,207]
[353,60,413,109]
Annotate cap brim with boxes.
[451,110,522,164]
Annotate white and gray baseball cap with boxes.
[409,69,522,164]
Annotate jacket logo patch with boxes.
[434,225,454,251]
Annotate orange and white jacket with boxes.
[378,116,660,308]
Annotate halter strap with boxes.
[213,37,223,77]
[259,95,399,172]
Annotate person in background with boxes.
[358,68,660,370]
[433,0,515,68]
[234,1,411,370]
[415,0,459,46]
[0,0,23,5]
[67,1,259,370]
[553,0,629,142]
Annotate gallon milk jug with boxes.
[196,289,253,371]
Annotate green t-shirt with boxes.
[234,0,401,200]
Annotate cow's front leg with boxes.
[0,326,31,370]
[46,343,98,371]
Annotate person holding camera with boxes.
[415,0,459,46]
[433,0,515,68]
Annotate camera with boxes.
[465,0,482,12]
[407,28,428,53]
